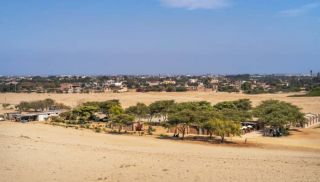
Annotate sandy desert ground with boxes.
[1,92,320,182]
[1,121,320,182]
[0,92,319,113]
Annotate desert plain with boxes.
[0,92,320,182]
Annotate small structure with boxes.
[304,113,319,128]
[168,125,210,135]
[59,83,82,93]
[7,110,65,122]
[122,122,144,132]
[113,87,128,93]
[161,80,176,85]
[147,81,160,87]
[241,122,263,130]
[4,112,21,121]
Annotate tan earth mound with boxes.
[1,122,320,182]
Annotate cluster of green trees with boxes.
[306,87,320,96]
[2,74,319,94]
[290,87,320,97]
[253,100,305,135]
[16,99,70,112]
[136,85,188,92]
[218,85,240,93]
[56,98,305,142]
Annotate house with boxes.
[113,87,128,93]
[147,81,160,87]
[4,112,21,121]
[161,80,176,85]
[12,110,65,122]
[188,79,198,83]
[60,83,73,93]
[60,83,82,93]
[113,82,123,87]
[210,79,219,84]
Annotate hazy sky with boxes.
[0,0,319,75]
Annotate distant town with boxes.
[0,72,319,94]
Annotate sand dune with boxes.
[1,92,319,181]
[1,122,320,182]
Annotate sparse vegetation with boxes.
[16,98,70,112]
[42,98,307,141]
[253,100,305,136]
[289,87,320,97]
[2,103,10,109]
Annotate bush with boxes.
[84,123,90,129]
[50,116,65,123]
[2,103,10,109]
[306,87,320,96]
[289,87,320,97]
[175,86,187,92]
[147,126,156,135]
[165,86,176,92]
[94,127,102,133]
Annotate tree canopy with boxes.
[203,119,241,143]
[148,100,175,121]
[214,99,252,111]
[16,98,69,112]
[253,100,305,129]
[111,114,135,133]
[213,99,252,122]
[125,102,149,121]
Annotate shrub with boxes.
[2,103,10,109]
[95,127,101,133]
[50,116,65,123]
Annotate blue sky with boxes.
[0,0,319,75]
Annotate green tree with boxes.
[125,102,149,122]
[16,101,30,112]
[306,87,320,96]
[204,119,241,143]
[99,100,121,115]
[72,105,99,121]
[214,99,252,122]
[111,114,135,133]
[214,99,252,111]
[148,100,175,122]
[253,100,305,134]
[241,82,252,92]
[109,105,124,116]
[43,98,55,111]
[167,101,216,139]
[59,111,76,120]
[168,109,197,139]
[171,101,213,112]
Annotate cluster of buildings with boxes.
[0,73,319,93]
[59,81,128,93]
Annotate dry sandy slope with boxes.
[0,92,319,113]
[241,126,320,151]
[1,122,320,182]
